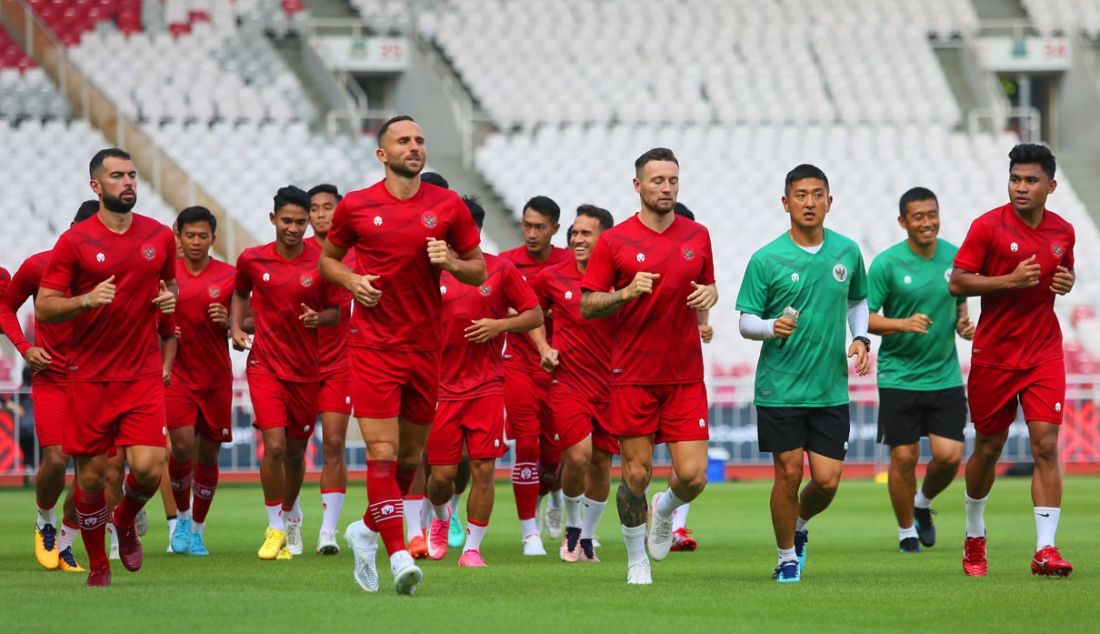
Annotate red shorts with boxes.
[32,378,68,447]
[504,367,558,463]
[247,367,319,439]
[427,395,506,465]
[552,389,619,455]
[64,377,167,457]
[319,368,352,415]
[165,383,233,443]
[349,347,438,425]
[609,382,709,443]
[968,360,1065,436]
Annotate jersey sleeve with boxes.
[734,253,769,316]
[326,198,357,250]
[954,216,991,274]
[580,235,616,293]
[39,233,75,293]
[502,262,539,313]
[234,252,253,296]
[697,228,716,286]
[866,255,889,313]
[448,196,482,255]
[0,260,36,355]
[530,268,552,311]
[848,248,868,301]
[159,228,177,283]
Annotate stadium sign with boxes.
[316,35,409,73]
[976,36,1071,72]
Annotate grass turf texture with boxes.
[1,476,1096,633]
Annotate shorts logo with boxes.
[843,441,849,451]
[262,272,271,282]
[380,504,395,516]
[832,263,848,283]
[300,273,314,287]
[564,290,573,301]
[1010,242,1019,253]
[373,216,383,227]
[1052,244,1064,257]
[790,273,799,283]
[142,244,156,260]
[636,253,646,263]
[494,439,500,448]
[96,253,105,263]
[161,426,167,435]
[682,247,695,261]
[304,424,311,432]
[944,268,953,282]
[1055,402,1062,412]
[220,428,228,437]
[421,212,438,229]
[553,434,560,441]
[698,418,706,428]
[208,286,221,298]
[903,275,912,285]
[440,285,447,295]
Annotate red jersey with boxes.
[954,204,1075,370]
[313,236,355,374]
[531,258,614,402]
[0,252,71,383]
[235,241,342,382]
[499,245,574,373]
[327,180,481,352]
[439,254,539,400]
[580,213,715,386]
[40,213,176,383]
[171,257,235,390]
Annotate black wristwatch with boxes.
[853,336,871,352]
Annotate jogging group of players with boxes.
[0,115,1077,593]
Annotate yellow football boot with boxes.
[258,528,287,560]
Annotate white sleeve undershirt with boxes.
[739,312,775,340]
[847,298,869,339]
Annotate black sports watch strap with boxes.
[853,336,871,352]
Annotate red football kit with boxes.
[326,180,480,424]
[165,258,236,442]
[581,213,714,442]
[315,237,355,415]
[428,255,539,465]
[531,259,618,455]
[39,213,177,456]
[236,240,341,438]
[954,204,1075,434]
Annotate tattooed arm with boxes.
[580,271,660,320]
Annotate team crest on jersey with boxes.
[832,263,848,282]
[141,244,156,261]
[208,286,221,298]
[373,215,383,227]
[1052,244,1064,257]
[96,252,105,263]
[790,272,799,283]
[1010,242,1019,253]
[421,212,438,229]
[440,285,447,295]
[262,272,271,282]
[479,284,492,296]
[564,290,573,301]
[300,272,314,287]
[636,252,646,263]
[903,275,912,285]
[682,246,695,261]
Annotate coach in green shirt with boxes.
[868,187,974,554]
[736,164,870,584]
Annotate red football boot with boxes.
[963,536,987,576]
[670,527,697,552]
[1031,546,1073,577]
[85,565,112,587]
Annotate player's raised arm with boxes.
[429,239,486,286]
[320,240,382,308]
[949,259,1042,297]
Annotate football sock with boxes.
[964,494,987,538]
[563,494,583,528]
[655,488,686,519]
[520,518,539,538]
[580,497,607,540]
[320,489,345,534]
[914,489,933,509]
[671,502,690,532]
[432,503,449,522]
[265,499,284,531]
[191,463,218,524]
[449,492,463,517]
[36,504,55,530]
[168,455,193,513]
[1034,507,1060,550]
[365,460,406,555]
[75,487,109,569]
[777,546,797,564]
[113,473,158,527]
[404,495,424,541]
[898,525,918,540]
[466,518,488,552]
[512,438,540,522]
[167,516,177,536]
[59,519,78,551]
[621,523,647,567]
[106,522,118,550]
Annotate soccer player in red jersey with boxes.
[0,201,99,573]
[163,206,235,557]
[949,144,1076,577]
[320,115,485,595]
[499,195,574,550]
[231,186,341,561]
[530,204,618,563]
[580,148,717,585]
[425,196,543,566]
[308,183,355,555]
[35,148,179,587]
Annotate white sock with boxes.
[286,498,302,524]
[581,497,607,539]
[520,517,539,538]
[898,525,918,540]
[655,489,686,519]
[964,494,987,538]
[419,497,431,530]
[177,508,192,521]
[193,521,205,535]
[796,516,809,532]
[671,503,690,532]
[107,522,119,548]
[320,491,345,534]
[914,489,933,509]
[36,504,56,529]
[621,523,647,567]
[1034,507,1060,550]
[404,498,424,540]
[432,503,448,522]
[563,494,583,528]
[449,492,463,516]
[167,517,178,536]
[59,523,76,551]
[265,503,284,531]
[466,521,487,552]
[777,546,797,564]
[549,489,563,508]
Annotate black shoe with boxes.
[899,537,921,553]
[914,507,936,547]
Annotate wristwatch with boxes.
[853,336,871,352]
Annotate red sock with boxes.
[395,464,417,497]
[365,460,405,555]
[113,472,159,528]
[512,437,539,520]
[75,486,110,570]
[191,463,218,524]
[168,455,193,513]
[538,460,561,497]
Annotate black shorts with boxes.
[877,386,967,446]
[756,405,850,461]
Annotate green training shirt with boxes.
[868,238,964,391]
[736,229,868,408]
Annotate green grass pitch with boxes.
[1,476,1096,633]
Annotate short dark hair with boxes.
[273,185,311,213]
[784,164,829,195]
[634,147,678,175]
[89,148,131,179]
[1009,143,1056,179]
[377,115,416,146]
[673,202,695,221]
[523,195,560,224]
[73,200,99,224]
[176,206,217,233]
[575,204,613,230]
[421,172,449,189]
[307,183,342,202]
[463,195,486,230]
[898,187,938,218]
